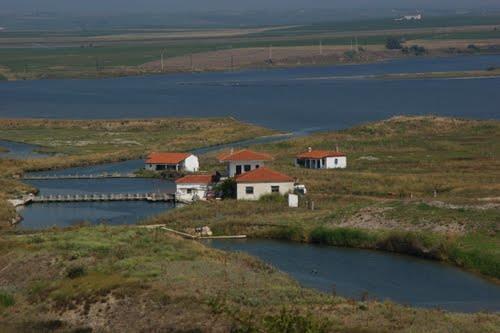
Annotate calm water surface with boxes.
[1,55,499,131]
[16,201,173,230]
[208,239,500,313]
[0,140,50,159]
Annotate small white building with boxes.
[395,14,422,21]
[175,174,214,202]
[235,167,295,201]
[218,149,273,177]
[296,148,346,169]
[145,152,199,172]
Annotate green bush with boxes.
[259,193,286,204]
[0,291,15,307]
[386,37,403,49]
[214,178,237,199]
[264,308,328,333]
[66,265,86,279]
[310,227,373,247]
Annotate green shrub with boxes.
[0,291,15,307]
[386,37,402,49]
[264,308,328,333]
[66,266,86,279]
[214,178,237,199]
[259,193,286,204]
[310,227,373,247]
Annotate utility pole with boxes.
[160,49,166,72]
[268,45,273,61]
[190,54,193,71]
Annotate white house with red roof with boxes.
[235,167,295,200]
[296,147,346,169]
[175,174,214,201]
[218,149,273,177]
[146,152,199,172]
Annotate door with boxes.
[236,165,242,175]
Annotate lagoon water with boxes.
[0,140,50,159]
[16,201,173,230]
[5,56,500,310]
[209,239,500,313]
[1,55,499,131]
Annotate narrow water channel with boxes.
[207,239,500,313]
[0,140,50,159]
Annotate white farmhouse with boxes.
[175,174,214,202]
[296,148,346,169]
[218,149,273,177]
[235,167,295,201]
[145,152,199,172]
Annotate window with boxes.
[156,164,166,171]
[271,185,280,193]
[255,164,260,169]
[245,186,254,194]
[244,164,251,172]
[334,158,338,165]
[236,165,242,175]
[187,189,192,194]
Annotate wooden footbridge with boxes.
[23,173,137,180]
[26,192,175,204]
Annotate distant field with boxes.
[0,14,499,79]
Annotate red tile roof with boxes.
[218,149,273,162]
[297,150,345,159]
[175,174,214,184]
[146,152,192,164]
[235,167,294,183]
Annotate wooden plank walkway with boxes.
[29,193,175,203]
[23,173,137,180]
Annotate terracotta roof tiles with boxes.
[235,167,294,183]
[218,149,273,162]
[146,152,192,164]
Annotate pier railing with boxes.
[28,192,174,203]
[23,173,137,180]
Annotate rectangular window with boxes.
[187,189,192,194]
[245,186,254,194]
[255,164,260,169]
[334,158,338,165]
[236,165,242,175]
[271,185,280,193]
[244,164,251,172]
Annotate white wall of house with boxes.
[296,156,346,169]
[183,155,200,172]
[227,160,264,177]
[176,183,208,201]
[145,154,199,172]
[325,156,347,169]
[236,182,294,201]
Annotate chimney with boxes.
[307,147,312,152]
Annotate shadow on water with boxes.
[207,238,500,313]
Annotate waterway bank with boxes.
[207,238,500,312]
